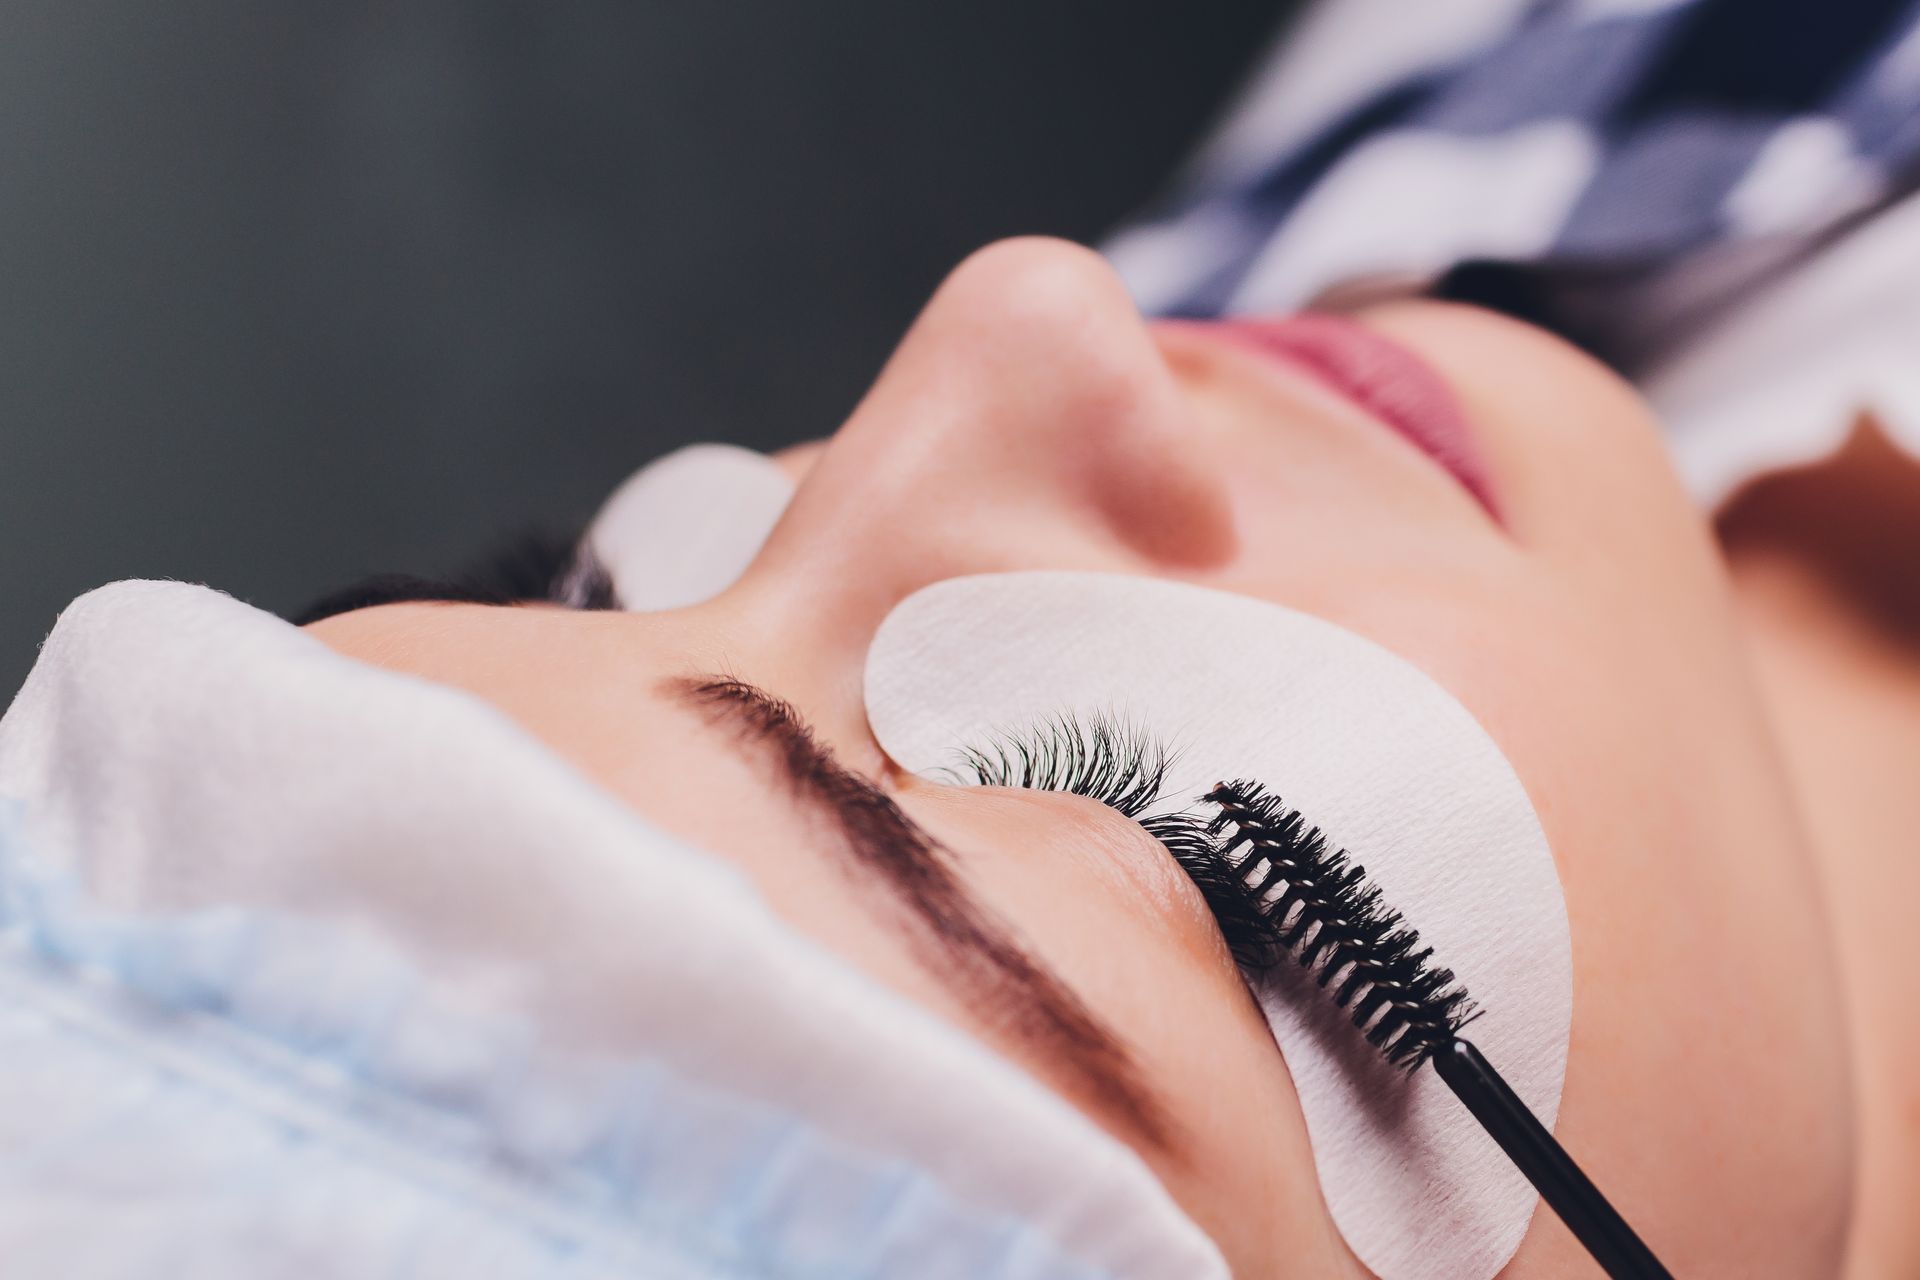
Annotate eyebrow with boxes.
[670,675,1173,1152]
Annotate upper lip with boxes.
[1155,314,1500,522]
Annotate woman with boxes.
[3,2,1915,1277]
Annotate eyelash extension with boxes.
[952,714,1276,970]
[954,713,1169,819]
[290,530,616,624]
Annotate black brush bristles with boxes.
[1206,779,1478,1070]
[1208,781,1673,1276]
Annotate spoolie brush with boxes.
[1206,780,1672,1280]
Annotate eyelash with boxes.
[291,532,616,624]
[953,714,1277,971]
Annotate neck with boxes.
[1719,421,1920,1279]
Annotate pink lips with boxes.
[1169,314,1498,518]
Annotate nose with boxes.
[729,238,1237,653]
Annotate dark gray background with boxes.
[1,3,1290,699]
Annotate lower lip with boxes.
[1170,314,1498,518]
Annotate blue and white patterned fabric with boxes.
[1107,0,1920,503]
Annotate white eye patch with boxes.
[863,571,1572,1280]
[586,444,795,610]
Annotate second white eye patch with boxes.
[586,444,795,610]
[863,570,1572,1280]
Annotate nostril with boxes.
[929,238,1240,568]
[1085,421,1240,568]
[745,233,1240,607]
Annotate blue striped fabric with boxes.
[1108,0,1920,375]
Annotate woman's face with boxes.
[307,238,1852,1277]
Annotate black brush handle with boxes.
[1431,1038,1672,1279]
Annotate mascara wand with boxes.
[1206,781,1671,1280]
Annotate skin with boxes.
[1717,424,1920,1280]
[306,237,1883,1277]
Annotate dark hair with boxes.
[290,529,615,625]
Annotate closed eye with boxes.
[290,531,617,624]
[950,713,1275,971]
